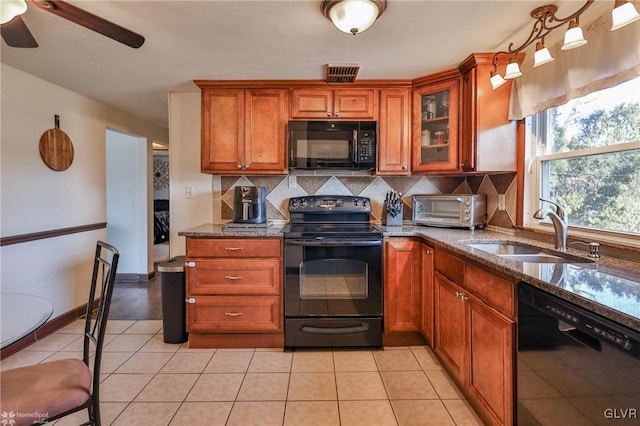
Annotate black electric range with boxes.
[282,195,383,350]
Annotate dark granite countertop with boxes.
[379,224,640,333]
[179,222,640,332]
[179,222,286,238]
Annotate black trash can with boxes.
[158,256,188,343]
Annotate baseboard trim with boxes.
[116,273,150,282]
[0,300,97,360]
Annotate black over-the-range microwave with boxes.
[288,121,376,171]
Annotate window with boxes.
[526,75,640,240]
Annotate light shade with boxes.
[561,20,588,50]
[0,0,27,25]
[503,61,523,79]
[611,1,640,31]
[490,71,507,90]
[322,0,386,35]
[533,42,555,67]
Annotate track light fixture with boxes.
[489,0,640,90]
[321,0,387,35]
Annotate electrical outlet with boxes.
[498,194,506,210]
[288,175,297,188]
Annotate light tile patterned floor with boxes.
[1,320,483,426]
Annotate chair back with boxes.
[82,241,119,401]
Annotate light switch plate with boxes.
[288,175,297,188]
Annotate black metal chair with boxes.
[0,241,119,426]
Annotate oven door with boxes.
[284,238,382,318]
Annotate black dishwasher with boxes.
[517,282,640,425]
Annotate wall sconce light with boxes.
[321,0,387,35]
[611,0,640,30]
[488,0,640,90]
[0,0,27,24]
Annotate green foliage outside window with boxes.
[542,97,640,234]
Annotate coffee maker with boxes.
[233,186,267,224]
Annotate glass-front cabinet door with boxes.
[412,79,460,172]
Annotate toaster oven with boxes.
[412,194,487,230]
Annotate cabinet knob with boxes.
[327,112,332,117]
[334,111,339,117]
[402,165,407,170]
[237,164,242,169]
[244,164,250,169]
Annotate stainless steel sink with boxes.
[464,242,593,264]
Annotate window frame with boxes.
[523,107,640,248]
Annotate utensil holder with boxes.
[382,203,403,226]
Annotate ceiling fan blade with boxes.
[30,0,145,48]
[1,16,38,48]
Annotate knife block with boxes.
[382,202,403,226]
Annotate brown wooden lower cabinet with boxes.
[384,238,422,333]
[434,248,516,426]
[185,237,283,348]
[434,272,466,383]
[420,244,435,346]
[467,295,515,426]
[187,295,281,333]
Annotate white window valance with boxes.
[508,9,640,120]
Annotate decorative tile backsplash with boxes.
[215,173,517,229]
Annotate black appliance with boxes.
[517,282,640,425]
[232,186,266,224]
[288,121,376,171]
[283,195,383,350]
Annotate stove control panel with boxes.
[289,196,371,214]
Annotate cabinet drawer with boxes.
[188,296,281,333]
[187,238,281,258]
[188,259,281,295]
[464,263,515,318]
[435,249,465,284]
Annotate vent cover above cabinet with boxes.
[326,64,360,83]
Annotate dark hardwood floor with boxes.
[109,273,162,320]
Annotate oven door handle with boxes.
[285,239,382,247]
[300,323,369,335]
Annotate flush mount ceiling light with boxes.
[0,0,27,24]
[321,0,387,35]
[489,0,640,90]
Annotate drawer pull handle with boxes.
[224,312,244,317]
[225,275,243,280]
[224,247,243,251]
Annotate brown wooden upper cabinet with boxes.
[377,88,411,175]
[291,88,377,120]
[200,88,288,174]
[458,53,518,173]
[412,79,461,173]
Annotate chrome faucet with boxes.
[533,199,568,251]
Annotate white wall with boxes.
[0,64,167,318]
[106,129,149,276]
[168,92,212,258]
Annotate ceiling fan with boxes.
[0,0,144,48]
